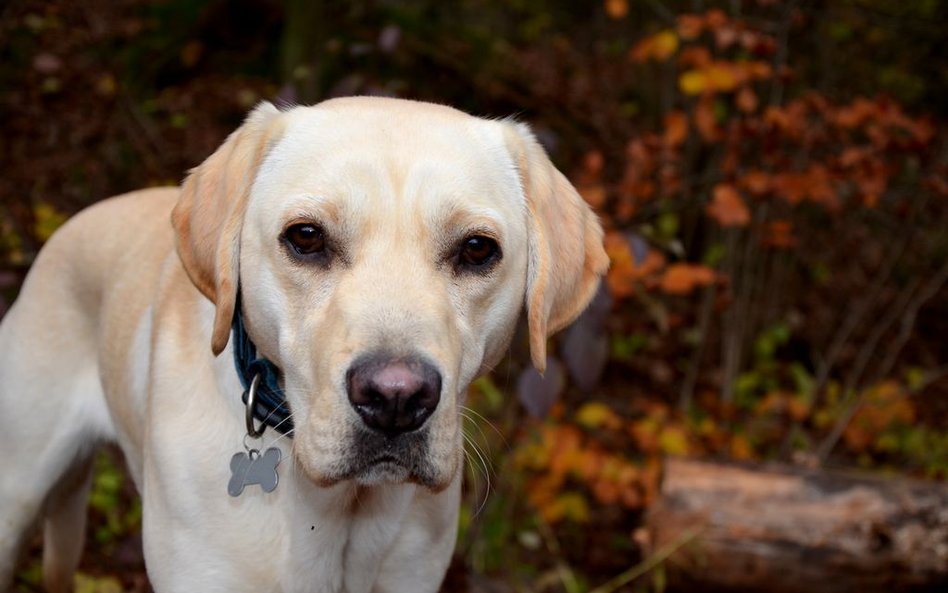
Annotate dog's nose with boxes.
[346,357,441,436]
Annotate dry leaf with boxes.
[706,183,750,226]
[659,263,716,295]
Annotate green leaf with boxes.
[657,212,679,241]
[471,376,503,412]
[702,242,726,267]
[652,562,667,593]
[74,573,123,593]
[611,333,648,361]
[34,202,67,242]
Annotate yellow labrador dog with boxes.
[0,97,607,593]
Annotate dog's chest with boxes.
[272,481,418,593]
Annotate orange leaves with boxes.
[925,174,948,197]
[498,3,948,539]
[676,14,704,40]
[679,60,772,96]
[660,263,716,295]
[675,8,776,55]
[763,220,796,249]
[628,403,697,458]
[763,101,808,138]
[728,433,755,460]
[843,382,916,453]
[706,184,750,226]
[836,145,891,208]
[516,416,651,522]
[630,30,679,62]
[606,231,717,298]
[693,96,719,141]
[834,97,884,130]
[663,110,688,148]
[603,0,629,20]
[604,231,664,299]
[740,169,771,196]
[772,165,839,210]
[575,150,607,210]
[736,86,759,113]
[678,46,711,69]
[670,8,774,98]
[826,96,934,148]
[679,62,738,95]
[756,391,811,422]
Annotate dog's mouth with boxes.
[350,454,414,486]
[297,427,445,489]
[347,431,438,486]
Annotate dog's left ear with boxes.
[171,102,285,355]
[504,123,610,373]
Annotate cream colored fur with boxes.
[0,97,607,593]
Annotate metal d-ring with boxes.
[244,373,266,439]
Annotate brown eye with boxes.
[284,223,326,256]
[459,235,500,269]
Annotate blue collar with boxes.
[232,302,294,436]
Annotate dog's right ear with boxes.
[171,102,285,356]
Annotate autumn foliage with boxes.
[473,2,948,583]
[2,0,946,591]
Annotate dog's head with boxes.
[172,97,607,491]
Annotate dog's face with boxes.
[172,97,608,491]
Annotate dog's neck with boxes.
[231,302,294,435]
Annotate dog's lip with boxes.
[368,454,404,466]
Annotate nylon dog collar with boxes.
[231,301,294,436]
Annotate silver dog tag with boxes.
[228,447,281,497]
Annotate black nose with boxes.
[346,356,441,436]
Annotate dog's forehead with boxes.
[252,98,524,221]
[292,96,492,139]
[285,98,498,156]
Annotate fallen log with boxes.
[645,458,948,592]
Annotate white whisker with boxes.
[459,408,499,517]
[461,430,492,518]
[460,405,508,451]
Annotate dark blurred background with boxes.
[1,1,946,591]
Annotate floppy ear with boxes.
[171,102,285,355]
[504,123,610,372]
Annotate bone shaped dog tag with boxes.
[228,447,281,497]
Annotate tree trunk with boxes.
[281,0,328,104]
[646,458,948,592]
